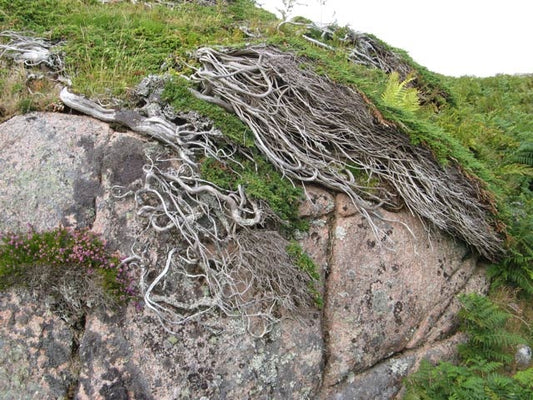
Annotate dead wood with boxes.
[189,45,503,261]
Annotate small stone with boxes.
[515,344,532,371]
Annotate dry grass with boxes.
[0,60,62,122]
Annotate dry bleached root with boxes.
[60,42,503,334]
[189,46,503,260]
[0,31,63,70]
[61,87,314,336]
[277,22,412,78]
[345,33,412,78]
[0,31,71,85]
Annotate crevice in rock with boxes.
[328,316,467,393]
[317,207,338,395]
[65,313,87,400]
[324,331,466,399]
[406,262,484,348]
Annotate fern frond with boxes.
[464,358,503,375]
[500,163,533,178]
[381,71,420,113]
[459,293,509,329]
[513,141,533,166]
[458,294,527,363]
[514,368,533,389]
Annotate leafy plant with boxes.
[513,140,533,166]
[0,226,136,303]
[489,192,533,297]
[404,294,532,400]
[381,71,420,113]
[458,294,525,364]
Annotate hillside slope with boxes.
[1,0,532,398]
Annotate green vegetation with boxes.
[433,75,533,295]
[405,294,533,399]
[199,156,306,231]
[0,0,276,98]
[381,71,420,113]
[162,75,306,230]
[162,77,255,147]
[286,241,323,307]
[0,1,532,389]
[404,74,533,400]
[0,226,135,303]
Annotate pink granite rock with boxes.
[321,198,487,389]
[298,185,335,218]
[0,113,112,232]
[0,290,76,399]
[0,113,490,399]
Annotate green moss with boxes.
[286,241,323,308]
[199,155,306,233]
[163,77,255,147]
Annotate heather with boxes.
[0,226,136,305]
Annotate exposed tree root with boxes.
[0,31,70,86]
[344,33,412,77]
[188,45,503,260]
[60,41,504,335]
[61,87,313,336]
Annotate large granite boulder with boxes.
[0,112,488,399]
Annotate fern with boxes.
[458,294,525,363]
[381,71,420,113]
[490,192,533,297]
[404,295,533,400]
[514,368,533,389]
[513,141,533,166]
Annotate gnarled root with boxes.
[189,45,503,260]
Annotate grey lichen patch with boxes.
[389,358,410,376]
[102,135,147,186]
[335,226,347,241]
[62,176,101,228]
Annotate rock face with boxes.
[0,290,77,400]
[0,113,488,399]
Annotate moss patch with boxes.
[286,241,323,308]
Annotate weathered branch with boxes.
[0,31,65,72]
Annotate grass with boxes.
[0,59,62,121]
[0,0,276,99]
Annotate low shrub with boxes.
[0,226,136,312]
